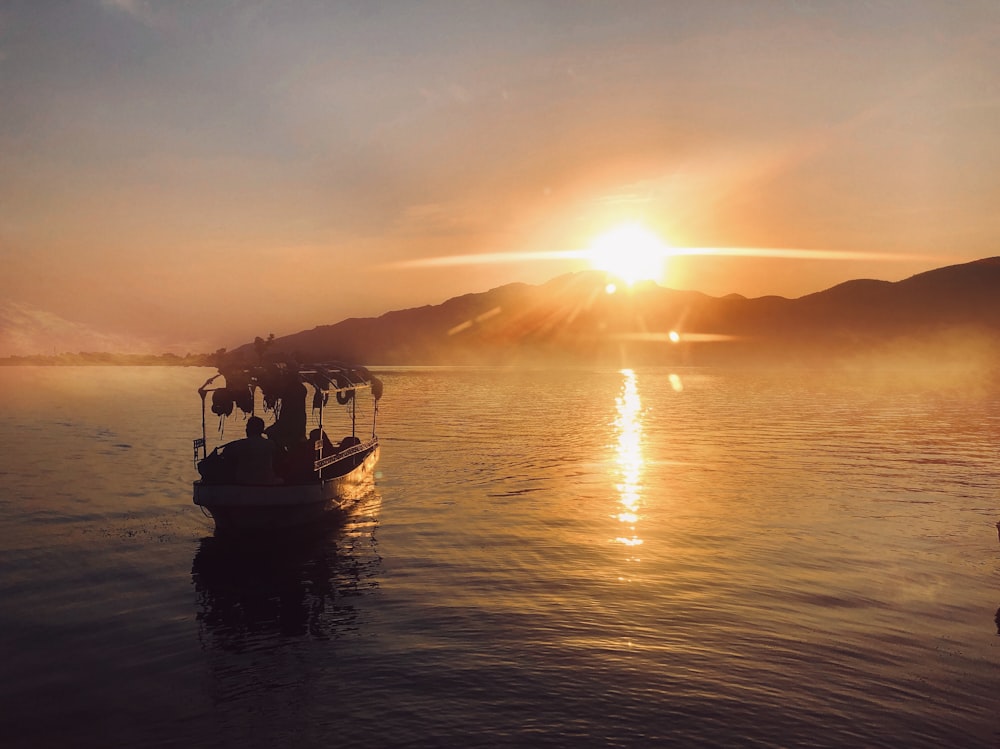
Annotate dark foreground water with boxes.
[0,365,998,748]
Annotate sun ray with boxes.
[386,246,940,270]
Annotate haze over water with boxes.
[0,365,998,747]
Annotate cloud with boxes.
[99,0,157,26]
[396,202,489,237]
[0,300,157,356]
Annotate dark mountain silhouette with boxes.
[229,257,1000,367]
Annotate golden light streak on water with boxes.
[613,369,644,552]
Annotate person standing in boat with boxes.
[227,416,282,485]
[264,375,307,452]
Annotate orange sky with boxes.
[1,1,998,355]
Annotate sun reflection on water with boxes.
[613,369,644,552]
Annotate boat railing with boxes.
[314,436,378,471]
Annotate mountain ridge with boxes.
[229,256,1000,367]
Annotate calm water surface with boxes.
[0,365,998,748]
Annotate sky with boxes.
[1,0,998,355]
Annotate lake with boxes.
[0,364,998,748]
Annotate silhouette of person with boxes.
[310,428,334,456]
[226,416,281,485]
[281,429,335,484]
[265,376,307,452]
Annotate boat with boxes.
[192,360,383,533]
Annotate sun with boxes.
[586,223,669,286]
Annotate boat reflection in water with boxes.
[613,369,644,554]
[191,489,382,652]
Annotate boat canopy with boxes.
[198,361,384,419]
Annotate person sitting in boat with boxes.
[281,429,335,484]
[337,435,361,451]
[226,416,282,485]
[310,428,334,456]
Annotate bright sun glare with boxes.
[587,223,669,286]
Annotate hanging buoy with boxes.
[334,372,354,404]
[211,388,234,416]
[233,386,254,414]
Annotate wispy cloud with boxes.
[396,201,493,237]
[0,300,158,356]
[99,0,157,26]
[384,245,938,270]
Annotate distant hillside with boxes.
[227,257,1000,367]
[0,351,214,367]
